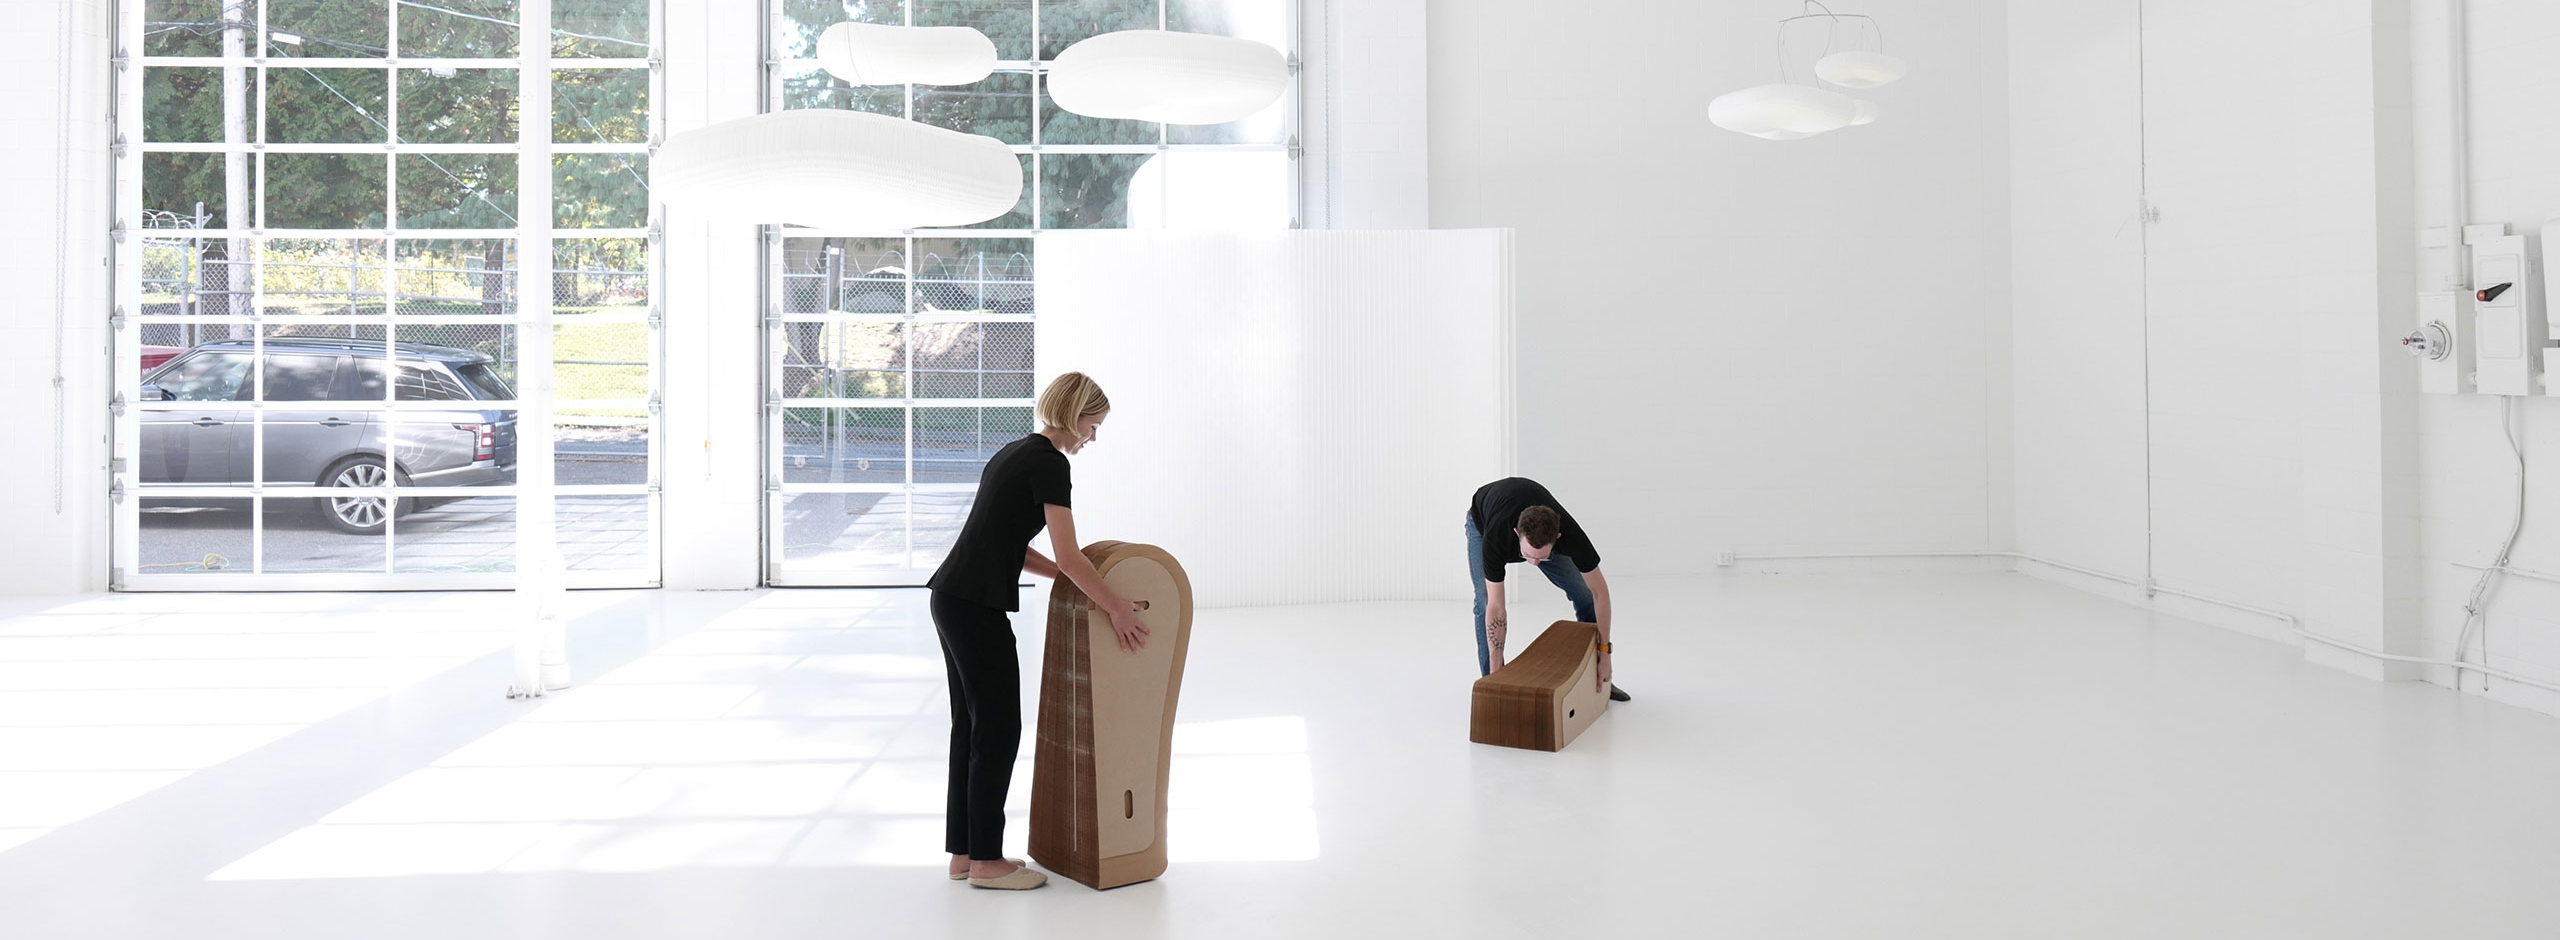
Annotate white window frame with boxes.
[109,0,669,591]
[759,0,1304,586]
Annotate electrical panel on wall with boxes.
[2470,224,2547,397]
[2409,291,2474,394]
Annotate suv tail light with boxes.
[455,423,495,462]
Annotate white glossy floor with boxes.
[3,573,2557,938]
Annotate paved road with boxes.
[775,490,970,570]
[134,436,1005,575]
[136,456,649,575]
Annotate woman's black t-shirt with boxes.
[928,433,1072,611]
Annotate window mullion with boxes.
[518,0,561,603]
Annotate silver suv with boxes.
[139,339,519,534]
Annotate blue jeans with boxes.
[1466,512,1596,676]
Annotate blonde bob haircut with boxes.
[1036,371,1111,431]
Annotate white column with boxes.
[658,0,765,590]
[514,0,568,695]
[0,0,114,595]
[2290,0,2422,680]
[220,0,248,330]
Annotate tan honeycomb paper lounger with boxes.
[1470,621,1609,751]
[1030,541,1194,890]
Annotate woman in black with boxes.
[926,371,1150,890]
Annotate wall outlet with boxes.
[1715,550,1737,567]
[2414,291,2474,395]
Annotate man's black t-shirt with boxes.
[928,434,1072,611]
[1470,477,1601,583]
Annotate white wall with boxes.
[2008,0,2149,585]
[1427,0,2014,576]
[2138,2,2423,666]
[1302,0,1429,230]
[0,0,113,595]
[2009,0,2560,715]
[2412,0,2560,713]
[2014,0,2419,639]
[1035,230,1513,607]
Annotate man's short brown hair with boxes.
[1518,505,1562,549]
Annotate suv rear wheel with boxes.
[316,456,416,535]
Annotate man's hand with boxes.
[1105,601,1151,652]
[1596,650,1611,692]
[1485,599,1508,671]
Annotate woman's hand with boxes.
[1105,600,1151,652]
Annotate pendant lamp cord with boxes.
[1774,1,1888,85]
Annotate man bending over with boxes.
[1466,477,1628,701]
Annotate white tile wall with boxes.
[1429,0,2013,575]
[2408,0,2560,705]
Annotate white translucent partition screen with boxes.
[1033,230,1516,607]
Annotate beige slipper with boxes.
[950,857,1028,881]
[967,863,1048,890]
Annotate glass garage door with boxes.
[112,0,664,590]
[762,0,1298,586]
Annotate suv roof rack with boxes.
[196,338,490,363]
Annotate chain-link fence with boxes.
[136,214,647,396]
[775,239,1038,487]
[777,239,1035,387]
[779,241,1034,316]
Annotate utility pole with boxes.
[219,0,250,334]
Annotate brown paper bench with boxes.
[1470,620,1609,751]
[1030,541,1194,890]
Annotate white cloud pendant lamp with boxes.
[1046,30,1289,125]
[817,21,998,86]
[1707,84,1860,140]
[654,109,1022,229]
[1815,50,1907,89]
